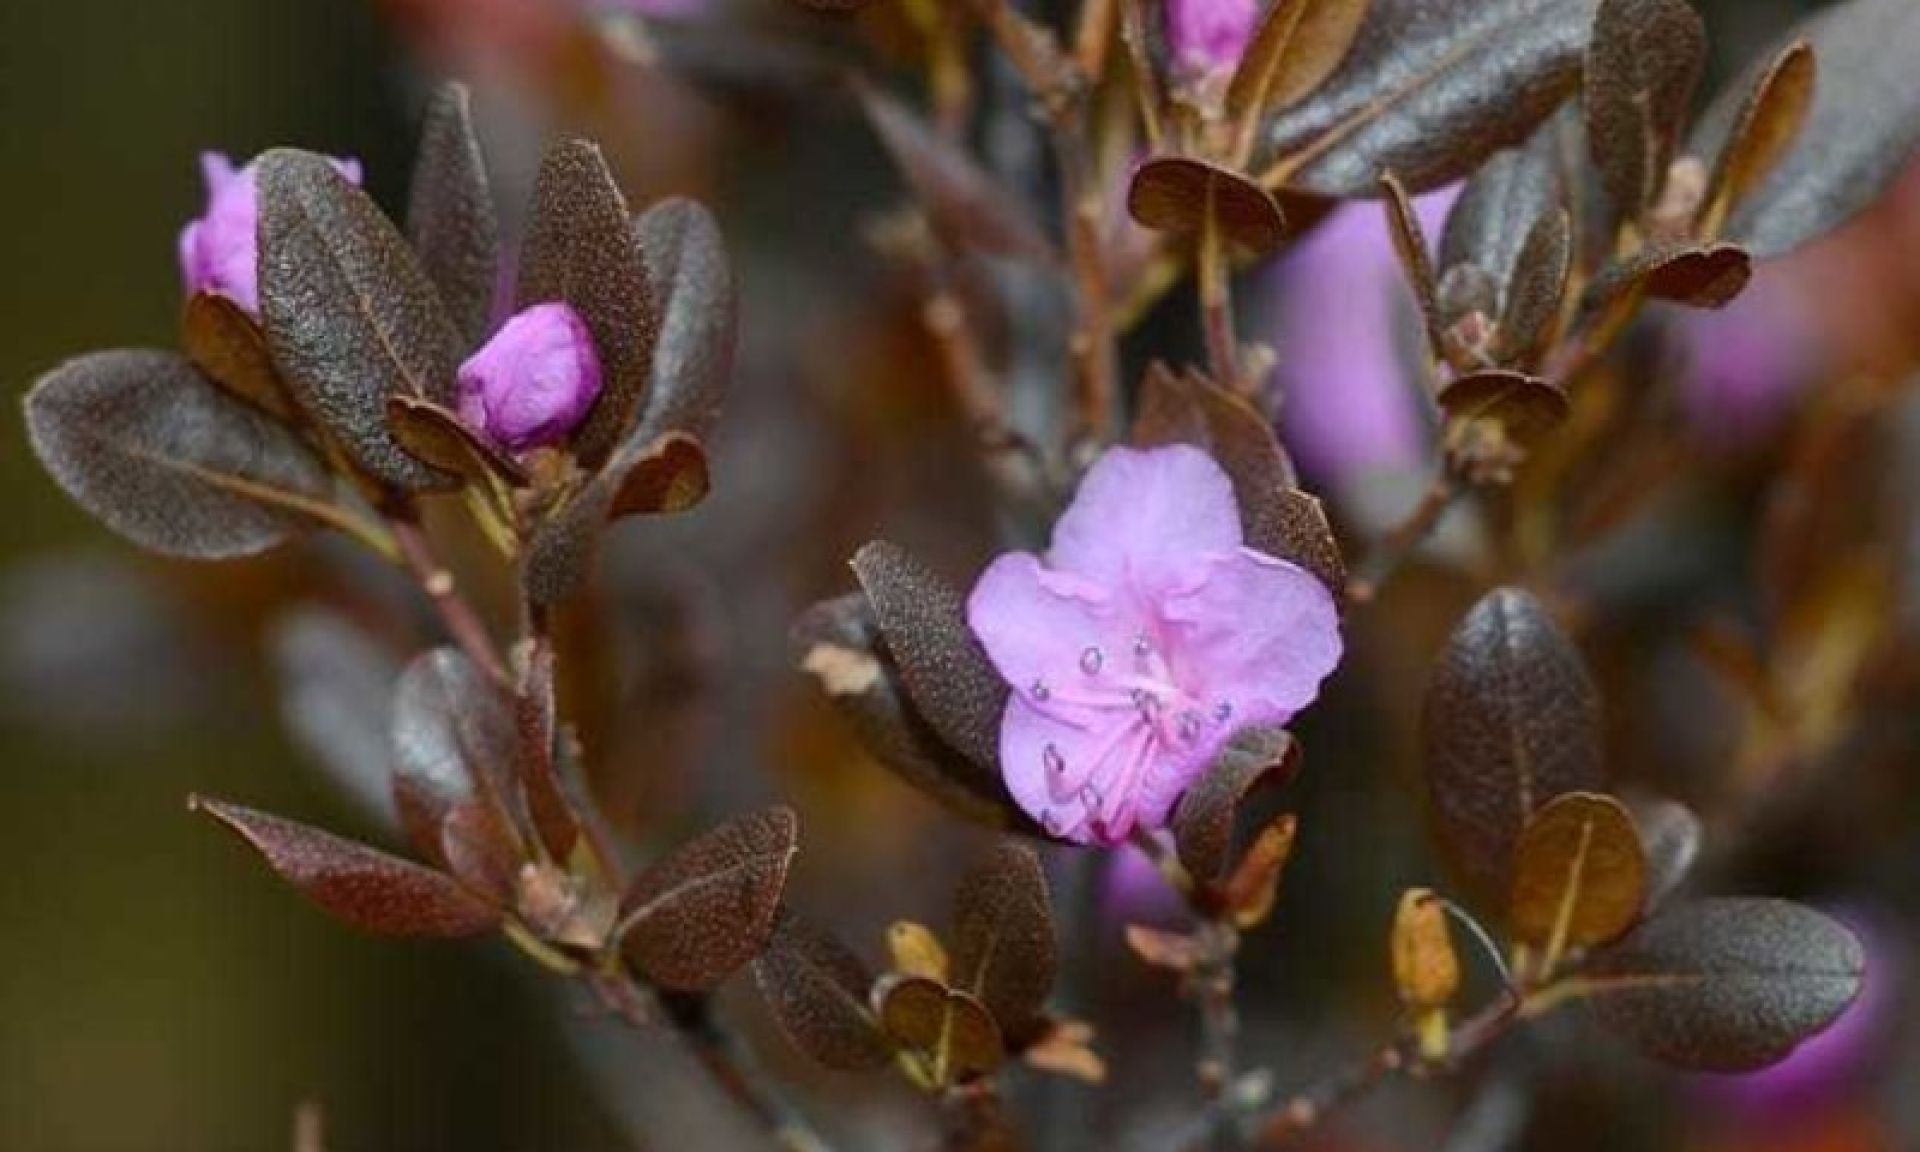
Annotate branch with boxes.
[1346,470,1460,604]
[385,501,512,686]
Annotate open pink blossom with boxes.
[178,152,363,316]
[966,446,1341,846]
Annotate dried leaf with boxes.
[1127,158,1286,255]
[1423,588,1604,893]
[1391,888,1460,1011]
[861,84,1052,261]
[1023,1020,1108,1084]
[850,541,1010,776]
[888,920,952,982]
[1721,0,1920,257]
[270,609,402,828]
[1699,42,1815,239]
[951,843,1056,1034]
[874,975,1005,1083]
[192,796,499,936]
[1172,728,1297,883]
[1125,924,1206,973]
[181,292,299,421]
[619,808,798,991]
[1224,813,1298,929]
[1227,0,1373,123]
[256,148,462,491]
[632,199,734,445]
[515,139,657,468]
[1263,0,1598,197]
[407,82,500,347]
[1584,899,1864,1071]
[1436,370,1570,442]
[1509,791,1645,950]
[754,911,895,1071]
[792,595,1031,830]
[1628,794,1701,912]
[1584,0,1704,221]
[1640,243,1751,308]
[24,350,335,559]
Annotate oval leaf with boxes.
[619,807,798,991]
[1127,158,1286,255]
[754,911,894,1071]
[390,648,523,869]
[1423,587,1604,893]
[181,292,299,422]
[193,796,499,937]
[1436,369,1570,442]
[1439,132,1564,324]
[850,541,1011,777]
[256,148,462,491]
[522,431,712,605]
[407,82,500,347]
[24,349,335,559]
[633,199,735,445]
[1628,793,1701,912]
[874,975,1005,1083]
[1509,791,1645,949]
[1262,0,1598,197]
[1698,42,1815,239]
[515,139,657,469]
[271,609,403,829]
[950,842,1057,1035]
[1172,728,1298,883]
[1584,0,1704,222]
[1722,0,1920,257]
[1227,0,1372,123]
[1584,898,1865,1071]
[792,595,1032,830]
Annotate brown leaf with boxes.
[256,149,463,491]
[792,595,1032,830]
[1628,793,1701,913]
[607,432,711,517]
[1379,171,1444,357]
[1262,0,1598,197]
[407,82,500,347]
[1720,0,1920,257]
[385,395,528,489]
[619,808,798,991]
[1172,728,1298,883]
[515,139,657,469]
[873,974,1005,1084]
[850,541,1011,777]
[192,796,499,937]
[1699,42,1815,239]
[1022,1019,1108,1084]
[1641,243,1752,309]
[1494,208,1571,365]
[1584,0,1705,222]
[181,292,299,422]
[1436,370,1570,442]
[24,349,336,560]
[390,648,524,871]
[631,199,735,446]
[1227,0,1373,128]
[1251,488,1349,608]
[1584,899,1864,1071]
[1423,588,1604,894]
[1390,888,1460,1011]
[753,911,894,1071]
[861,84,1052,261]
[1125,924,1206,973]
[950,843,1056,1035]
[1127,158,1287,255]
[1224,813,1298,929]
[1509,791,1645,950]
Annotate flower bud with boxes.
[1165,0,1259,81]
[178,152,364,317]
[456,303,604,455]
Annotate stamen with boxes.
[1030,678,1051,702]
[1178,710,1204,743]
[1215,701,1234,724]
[1043,743,1066,777]
[1132,633,1153,659]
[1079,646,1104,676]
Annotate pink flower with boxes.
[1165,0,1259,80]
[178,152,364,316]
[456,302,604,454]
[966,446,1341,846]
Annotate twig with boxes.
[682,1009,838,1152]
[1346,471,1460,604]
[386,502,512,686]
[1198,201,1243,397]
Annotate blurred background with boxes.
[3,0,1917,1149]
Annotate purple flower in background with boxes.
[1673,267,1820,450]
[966,446,1341,846]
[1165,0,1259,80]
[1268,187,1458,485]
[178,152,363,316]
[456,302,604,454]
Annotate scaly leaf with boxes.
[619,808,798,991]
[407,82,500,347]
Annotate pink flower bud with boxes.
[456,303,604,454]
[178,152,364,317]
[1165,0,1259,80]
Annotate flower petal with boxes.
[1000,695,1147,846]
[1163,548,1342,727]
[1049,445,1243,593]
[966,552,1139,705]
